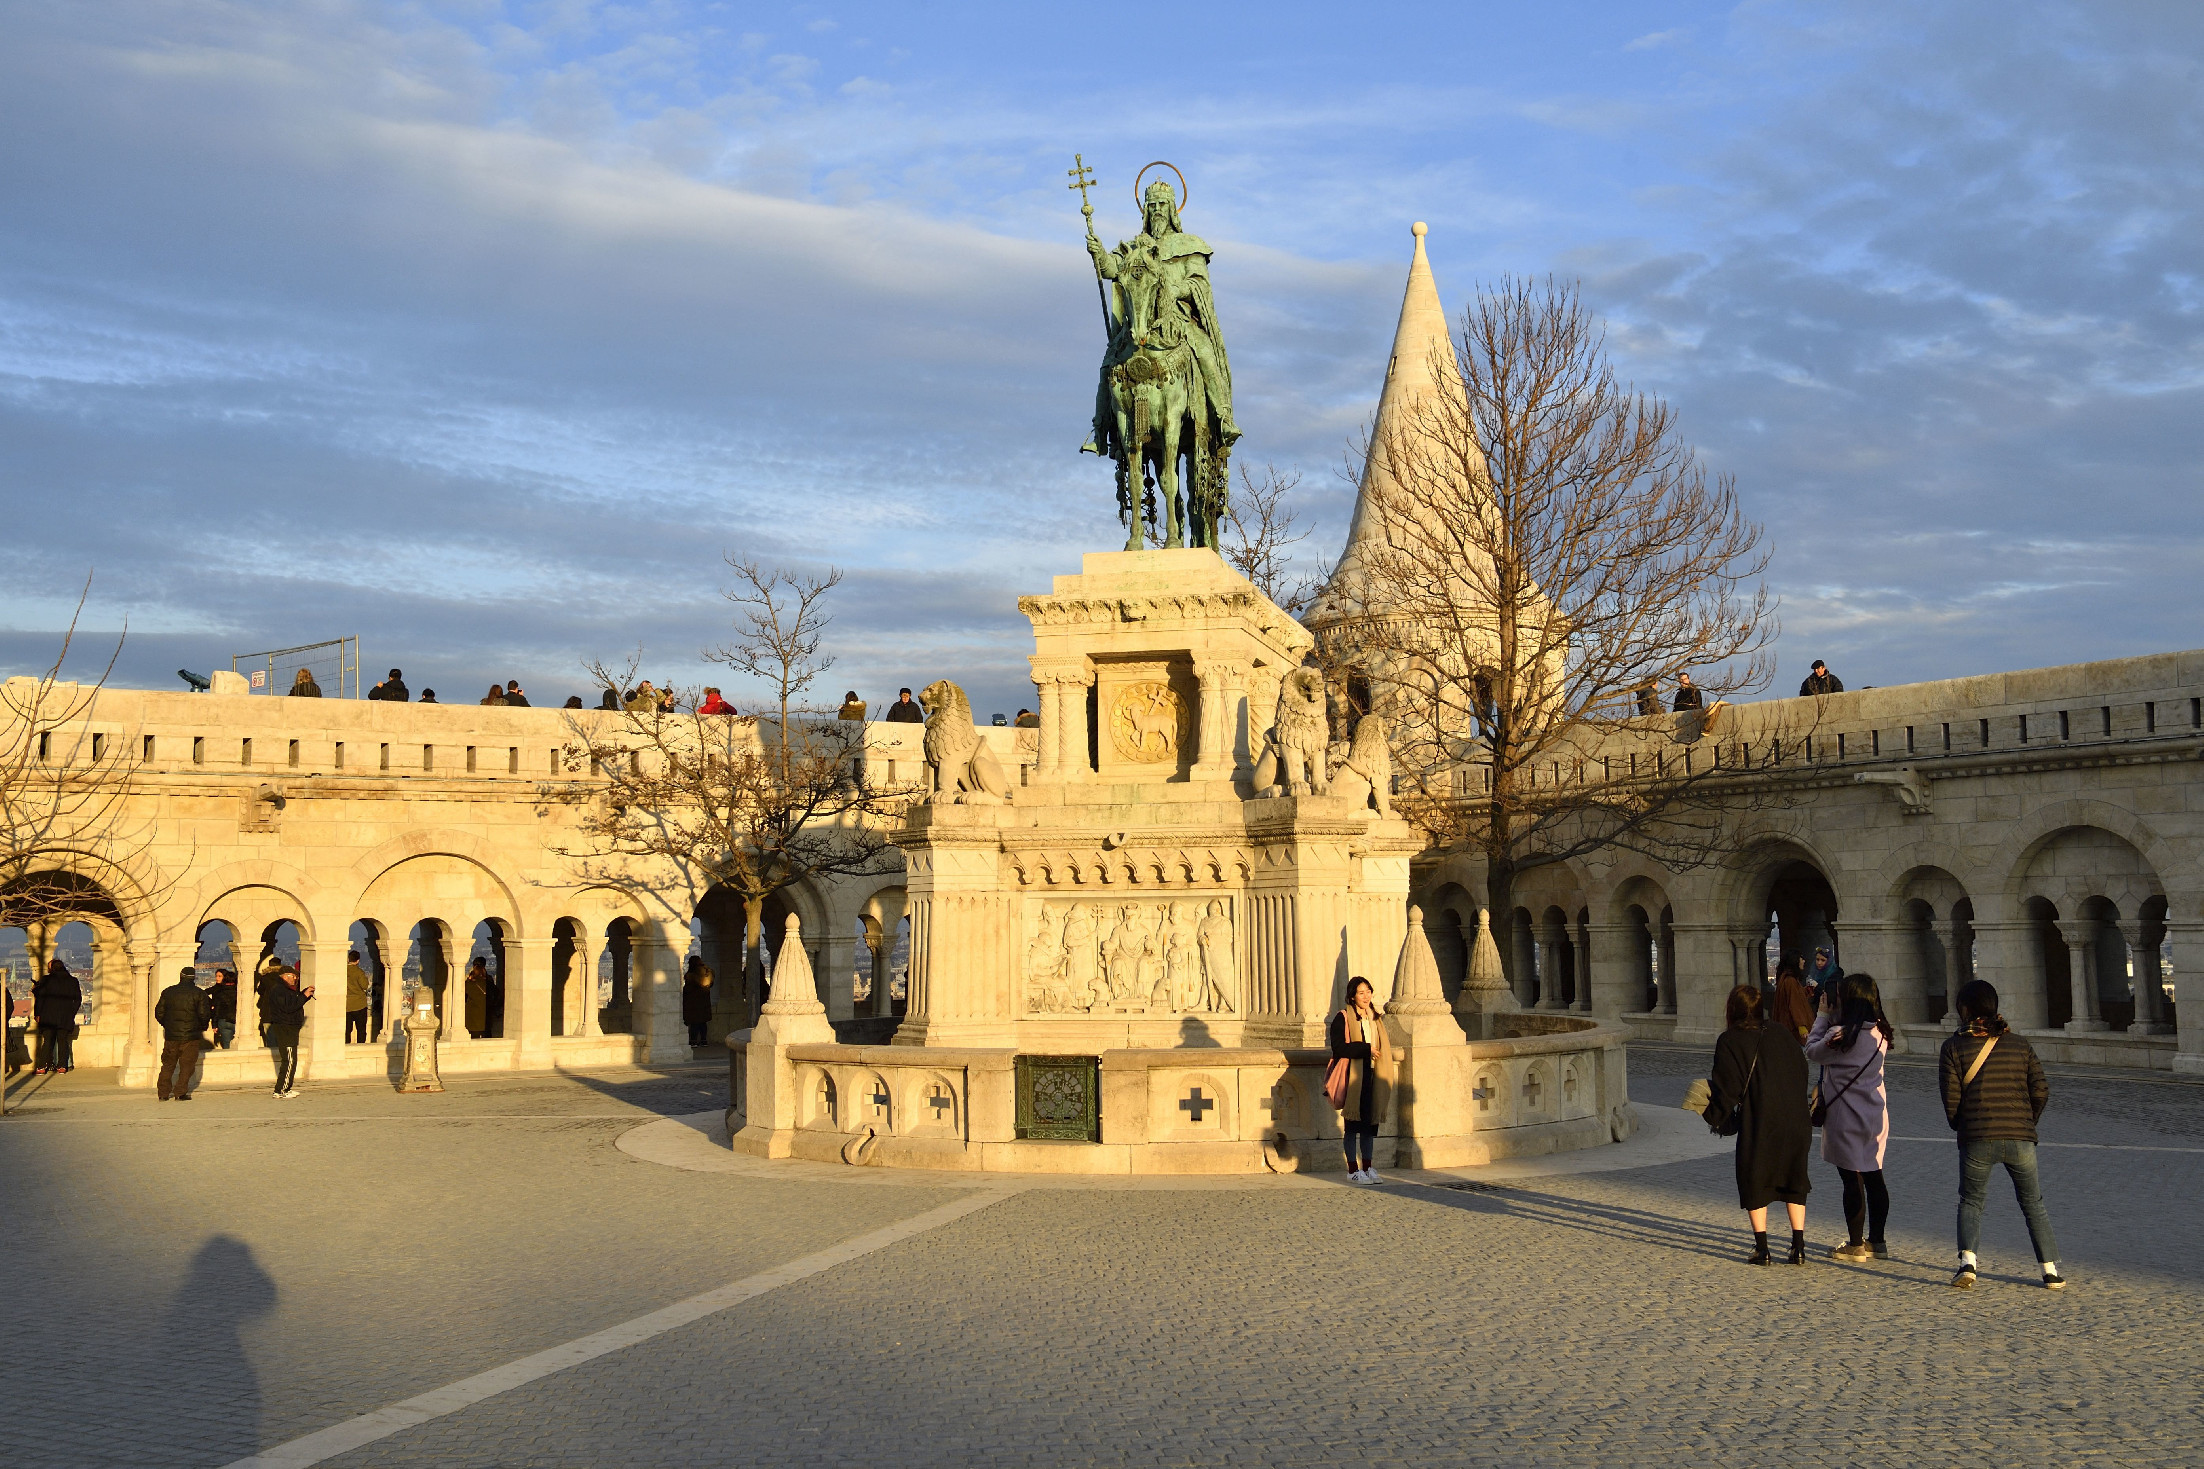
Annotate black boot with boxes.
[1747,1230,1770,1265]
[1788,1230,1809,1265]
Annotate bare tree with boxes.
[0,582,169,930]
[1322,276,1784,975]
[543,563,914,1024]
[1220,463,1326,617]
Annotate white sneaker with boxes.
[1346,1169,1368,1184]
[284,1088,302,1099]
[1363,1169,1385,1185]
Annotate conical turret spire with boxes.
[1324,222,1469,607]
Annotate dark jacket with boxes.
[369,678,410,702]
[289,678,322,698]
[32,967,81,1027]
[503,690,530,708]
[154,979,213,1041]
[1671,685,1703,711]
[884,698,926,724]
[1799,671,1844,696]
[1708,1022,1812,1209]
[209,979,238,1023]
[681,976,714,1026]
[1940,1023,2048,1145]
[259,983,307,1044]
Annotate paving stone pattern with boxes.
[7,1049,2201,1467]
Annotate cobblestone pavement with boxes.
[7,1043,2201,1468]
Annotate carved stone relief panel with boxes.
[1108,681,1189,764]
[1025,897,1238,1016]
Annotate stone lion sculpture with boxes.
[1252,667,1329,797]
[1327,713,1394,817]
[920,678,1012,805]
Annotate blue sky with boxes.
[2,1,2198,717]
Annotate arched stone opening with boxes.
[405,920,456,1039]
[1421,882,1476,1007]
[2133,895,2175,1035]
[1764,861,1841,975]
[2012,825,2166,1033]
[694,886,748,1035]
[857,885,910,1020]
[1536,904,1578,1012]
[2025,897,2069,1029]
[348,920,391,1045]
[1509,906,1537,1007]
[462,919,509,1039]
[600,918,634,1034]
[551,918,580,1037]
[1885,866,1972,1026]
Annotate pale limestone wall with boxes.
[0,682,1040,1087]
[1413,649,2204,1073]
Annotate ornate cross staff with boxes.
[1067,153,1112,332]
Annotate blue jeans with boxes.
[1958,1139,2060,1262]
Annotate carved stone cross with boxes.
[927,1085,953,1118]
[1522,1073,1542,1110]
[1179,1086,1214,1122]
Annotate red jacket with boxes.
[697,694,734,715]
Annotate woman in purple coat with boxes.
[1806,973,1894,1261]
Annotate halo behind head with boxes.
[1134,160,1188,213]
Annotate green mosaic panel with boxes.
[1015,1054,1101,1142]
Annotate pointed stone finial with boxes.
[1466,909,1510,996]
[760,912,824,1016]
[1387,906,1451,1015]
[1449,907,1516,1035]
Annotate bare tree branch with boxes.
[542,564,914,1023]
[1321,276,1795,977]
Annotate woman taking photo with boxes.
[1706,983,1813,1263]
[1806,972,1895,1261]
[1327,976,1390,1184]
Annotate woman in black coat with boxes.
[1706,982,1813,1264]
[32,959,82,1073]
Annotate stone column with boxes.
[1574,921,1593,1013]
[1224,664,1254,784]
[573,932,602,1038]
[1933,917,1970,1028]
[821,928,859,1024]
[2118,919,2172,1035]
[300,935,351,1082]
[1847,922,1926,1025]
[1030,662,1093,782]
[1583,923,1638,1016]
[1192,660,1241,783]
[2056,919,2108,1032]
[123,937,192,1086]
[2170,919,2204,1075]
[1667,922,1735,1042]
[507,937,553,1068]
[1535,930,1567,1011]
[1970,920,2049,1030]
[630,925,690,1064]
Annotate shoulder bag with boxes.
[1961,1035,1998,1088]
[1809,1031,1875,1128]
[1708,1052,1758,1136]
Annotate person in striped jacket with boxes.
[1940,979,2064,1290]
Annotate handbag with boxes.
[1323,1056,1350,1110]
[1707,1054,1758,1136]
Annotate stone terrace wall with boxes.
[1413,649,2204,1073]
